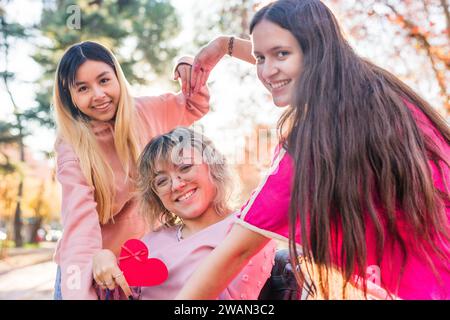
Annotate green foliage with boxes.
[190,0,253,49]
[0,121,20,145]
[0,121,21,175]
[0,13,27,40]
[30,0,181,128]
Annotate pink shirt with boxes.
[140,214,277,300]
[238,103,450,300]
[54,87,209,299]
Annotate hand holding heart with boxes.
[93,248,133,297]
[93,239,168,299]
[118,239,169,287]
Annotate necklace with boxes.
[176,223,184,242]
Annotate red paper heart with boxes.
[118,239,168,287]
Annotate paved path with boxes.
[0,242,56,275]
[0,260,57,300]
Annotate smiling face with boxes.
[69,60,120,122]
[152,149,217,225]
[252,19,303,107]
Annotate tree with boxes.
[0,5,30,247]
[27,182,49,243]
[30,0,181,128]
[0,121,20,174]
[23,149,60,243]
[329,0,449,114]
[0,121,21,238]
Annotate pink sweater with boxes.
[54,87,209,299]
[140,214,277,300]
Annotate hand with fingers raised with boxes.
[173,62,193,97]
[189,36,230,95]
[93,249,133,299]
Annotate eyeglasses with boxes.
[151,164,197,195]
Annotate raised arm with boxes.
[213,36,255,64]
[175,223,270,300]
[189,36,255,94]
[135,56,210,137]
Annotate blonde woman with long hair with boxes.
[52,41,209,299]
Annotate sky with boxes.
[0,0,48,154]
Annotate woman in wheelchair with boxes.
[92,127,279,299]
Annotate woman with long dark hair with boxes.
[176,0,450,299]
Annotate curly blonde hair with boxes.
[136,127,234,230]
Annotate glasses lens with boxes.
[152,165,196,195]
[152,176,170,194]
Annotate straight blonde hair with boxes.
[53,41,142,224]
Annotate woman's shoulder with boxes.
[195,214,237,239]
[54,136,79,164]
[404,100,448,148]
[404,101,430,128]
[55,136,70,151]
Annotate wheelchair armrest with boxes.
[258,249,303,300]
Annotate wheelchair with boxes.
[258,249,304,300]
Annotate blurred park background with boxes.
[0,0,448,299]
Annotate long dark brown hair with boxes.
[251,0,450,298]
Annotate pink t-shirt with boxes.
[237,103,450,300]
[54,85,209,299]
[139,214,277,300]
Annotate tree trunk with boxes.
[1,26,26,247]
[29,216,43,244]
[30,182,45,243]
[13,179,23,247]
[13,121,25,247]
[439,0,450,42]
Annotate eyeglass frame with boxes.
[150,163,198,196]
